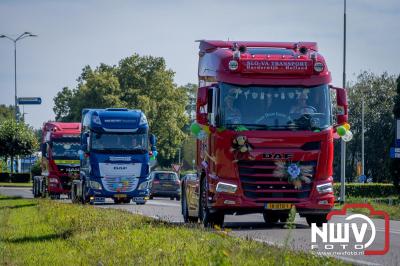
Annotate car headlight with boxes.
[89,181,102,190]
[138,181,149,190]
[216,182,237,194]
[316,182,333,194]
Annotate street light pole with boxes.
[0,32,37,122]
[340,0,347,203]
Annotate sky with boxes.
[1,0,399,129]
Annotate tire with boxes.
[279,213,290,223]
[136,202,146,205]
[149,196,153,200]
[170,197,174,200]
[71,184,79,204]
[33,180,39,198]
[263,211,279,225]
[199,177,224,228]
[306,214,328,227]
[182,188,197,223]
[123,198,131,204]
[81,183,89,204]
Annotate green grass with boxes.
[336,197,400,220]
[0,195,348,266]
[0,182,32,187]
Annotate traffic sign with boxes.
[390,147,400,159]
[18,97,42,105]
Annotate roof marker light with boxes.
[228,60,239,71]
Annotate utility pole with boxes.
[340,0,347,203]
[362,98,365,176]
[0,32,37,122]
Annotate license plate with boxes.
[93,197,105,203]
[114,194,127,198]
[133,197,145,202]
[265,203,292,210]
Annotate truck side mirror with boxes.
[196,86,209,125]
[330,85,348,125]
[82,144,88,153]
[82,132,90,153]
[149,134,157,146]
[41,143,47,158]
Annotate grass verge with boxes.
[336,197,400,220]
[0,182,32,187]
[0,195,348,266]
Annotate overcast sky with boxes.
[1,0,399,129]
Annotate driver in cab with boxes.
[290,92,317,115]
[224,95,242,124]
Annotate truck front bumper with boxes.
[208,191,334,216]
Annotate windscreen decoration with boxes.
[230,135,254,163]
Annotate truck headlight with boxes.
[316,183,333,194]
[138,181,149,190]
[49,178,58,183]
[89,181,102,190]
[216,182,237,194]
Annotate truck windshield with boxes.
[219,83,332,131]
[91,133,148,153]
[52,138,80,159]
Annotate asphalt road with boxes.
[1,187,399,266]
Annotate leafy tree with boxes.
[339,72,397,182]
[0,120,38,174]
[390,75,400,191]
[53,54,189,167]
[0,105,15,123]
[179,83,197,123]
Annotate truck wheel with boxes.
[170,197,174,200]
[41,180,47,198]
[182,189,197,223]
[306,215,327,227]
[279,213,290,223]
[71,184,79,204]
[81,183,89,204]
[199,178,224,228]
[149,195,153,200]
[33,179,39,198]
[263,211,279,225]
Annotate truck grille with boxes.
[102,176,139,192]
[238,160,317,202]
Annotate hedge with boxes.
[333,183,398,198]
[0,173,10,182]
[0,173,31,183]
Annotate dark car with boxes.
[149,171,181,200]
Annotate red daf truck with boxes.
[181,40,348,227]
[33,122,81,199]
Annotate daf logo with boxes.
[114,166,127,170]
[263,153,294,160]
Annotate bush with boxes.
[0,172,10,182]
[10,173,30,183]
[334,183,398,198]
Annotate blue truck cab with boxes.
[71,108,157,204]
